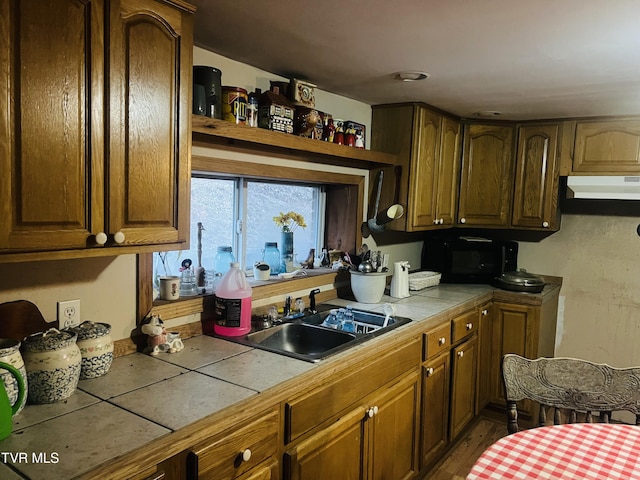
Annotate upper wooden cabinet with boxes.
[0,0,193,261]
[370,103,461,232]
[511,123,561,230]
[566,119,640,174]
[458,124,515,227]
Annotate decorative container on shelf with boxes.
[0,339,27,415]
[258,86,295,134]
[68,321,114,379]
[281,231,294,273]
[22,329,81,404]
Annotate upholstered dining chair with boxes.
[502,354,640,434]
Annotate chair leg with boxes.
[507,401,518,434]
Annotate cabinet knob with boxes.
[482,309,488,316]
[542,221,550,228]
[367,406,379,418]
[95,232,108,245]
[241,449,252,462]
[460,218,466,224]
[458,351,464,358]
[438,337,446,346]
[466,322,473,330]
[113,231,125,244]
[439,218,444,224]
[433,219,439,224]
[426,367,434,376]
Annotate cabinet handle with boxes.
[438,337,446,346]
[482,309,488,316]
[95,232,108,245]
[466,322,473,330]
[542,221,549,228]
[241,449,252,462]
[458,351,464,358]
[426,367,434,376]
[367,406,379,418]
[114,231,125,244]
[460,218,466,224]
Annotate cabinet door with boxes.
[108,0,191,247]
[283,407,365,480]
[512,124,560,230]
[420,351,450,470]
[573,119,640,173]
[450,335,478,439]
[433,116,461,226]
[408,107,440,230]
[458,124,515,227]
[490,302,536,414]
[369,372,419,480]
[0,0,105,252]
[476,303,494,412]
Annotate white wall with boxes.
[518,214,640,367]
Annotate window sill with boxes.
[150,268,345,321]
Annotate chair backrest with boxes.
[502,354,640,434]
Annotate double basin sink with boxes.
[221,305,411,362]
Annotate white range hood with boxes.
[567,176,640,200]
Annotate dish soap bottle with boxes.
[214,262,252,336]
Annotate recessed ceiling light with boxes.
[391,71,430,82]
[472,111,502,117]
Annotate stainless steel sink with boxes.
[216,304,411,362]
[243,323,356,361]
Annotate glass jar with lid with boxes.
[214,246,235,277]
[262,242,281,275]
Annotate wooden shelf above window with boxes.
[191,116,397,169]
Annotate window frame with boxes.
[137,153,365,323]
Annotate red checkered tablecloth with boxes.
[467,423,640,479]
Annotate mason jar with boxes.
[262,242,281,275]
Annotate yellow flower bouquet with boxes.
[273,211,307,232]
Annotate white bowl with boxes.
[350,270,388,303]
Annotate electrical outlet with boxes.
[58,300,81,328]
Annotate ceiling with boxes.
[190,0,640,121]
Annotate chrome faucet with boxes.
[309,288,320,314]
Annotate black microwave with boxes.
[421,237,518,284]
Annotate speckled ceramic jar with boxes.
[69,321,113,379]
[22,329,81,404]
[0,339,27,415]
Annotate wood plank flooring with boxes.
[424,416,508,480]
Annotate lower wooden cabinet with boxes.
[420,351,450,469]
[284,371,419,480]
[450,335,478,439]
[187,407,279,480]
[488,293,559,420]
[476,303,494,412]
[420,306,480,471]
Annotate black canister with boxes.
[193,66,222,119]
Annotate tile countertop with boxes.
[0,281,561,479]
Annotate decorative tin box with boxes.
[258,87,295,134]
[290,78,316,108]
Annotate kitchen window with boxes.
[139,153,365,318]
[153,176,324,282]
